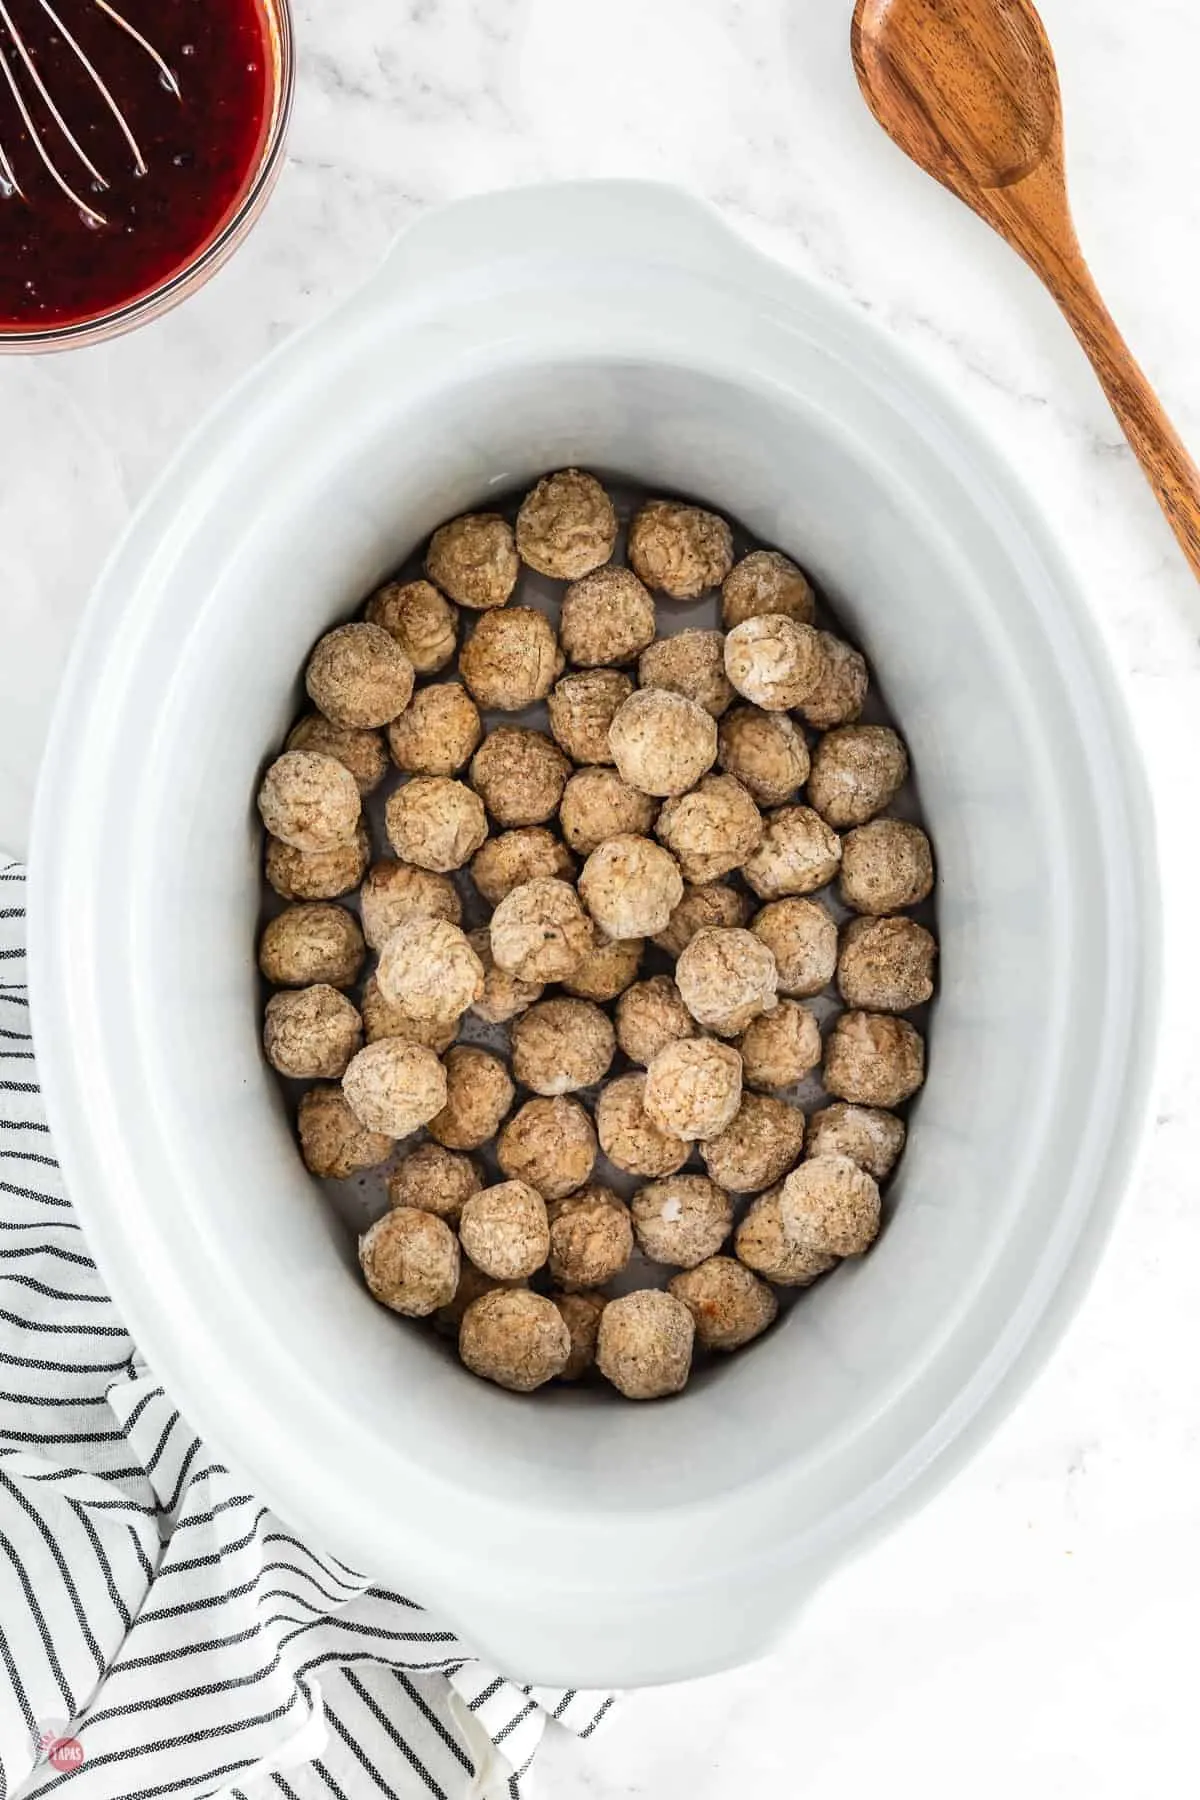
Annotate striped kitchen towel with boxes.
[0,862,612,1800]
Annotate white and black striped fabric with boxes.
[0,863,612,1800]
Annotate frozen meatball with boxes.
[644,1040,743,1141]
[470,828,576,908]
[426,512,518,611]
[724,615,827,713]
[511,998,615,1096]
[388,1141,481,1222]
[721,549,816,629]
[632,1174,733,1268]
[459,1289,570,1391]
[489,878,595,984]
[257,751,360,853]
[547,1186,633,1288]
[497,1096,597,1199]
[551,1291,607,1380]
[823,1010,925,1108]
[561,934,643,1003]
[627,499,733,600]
[515,468,617,579]
[701,1093,806,1193]
[359,974,458,1052]
[470,728,571,829]
[468,927,543,1025]
[596,1289,695,1399]
[808,725,908,829]
[735,1185,836,1287]
[751,897,837,998]
[806,1102,906,1181]
[342,1040,448,1138]
[638,629,734,718]
[717,705,811,806]
[436,1263,527,1338]
[838,916,937,1012]
[265,822,369,901]
[360,859,461,953]
[560,565,656,667]
[306,622,415,729]
[386,776,488,873]
[460,1179,549,1280]
[387,681,482,776]
[738,1000,822,1092]
[459,608,562,712]
[669,1256,778,1351]
[259,903,364,990]
[839,820,935,915]
[615,976,697,1067]
[377,918,484,1025]
[800,632,868,730]
[297,1084,392,1179]
[359,1207,459,1316]
[263,985,362,1080]
[286,712,388,795]
[595,1073,689,1180]
[675,927,779,1038]
[547,668,633,764]
[781,1155,881,1257]
[655,775,762,884]
[652,880,750,958]
[743,805,842,900]
[366,577,458,674]
[427,1046,514,1151]
[608,688,718,797]
[560,767,657,855]
[579,835,683,940]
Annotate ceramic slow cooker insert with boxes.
[29,182,1160,1687]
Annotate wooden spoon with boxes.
[852,0,1200,580]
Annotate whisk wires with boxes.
[0,0,179,225]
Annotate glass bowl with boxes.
[0,0,294,353]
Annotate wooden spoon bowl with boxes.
[853,0,1200,580]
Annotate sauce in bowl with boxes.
[0,0,279,333]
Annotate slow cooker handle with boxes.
[369,179,762,296]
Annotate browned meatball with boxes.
[497,1096,598,1199]
[839,820,934,915]
[823,1011,925,1108]
[638,629,734,718]
[837,916,937,1012]
[628,499,733,599]
[560,566,656,667]
[470,828,577,908]
[652,881,750,959]
[426,512,518,610]
[721,549,815,629]
[458,607,562,711]
[386,682,482,776]
[717,705,811,807]
[306,623,415,729]
[700,1093,806,1193]
[470,728,571,828]
[515,469,617,579]
[547,668,634,764]
[366,578,458,674]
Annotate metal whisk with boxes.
[0,0,178,226]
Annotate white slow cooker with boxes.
[28,182,1160,1688]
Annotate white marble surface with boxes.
[4,0,1200,1794]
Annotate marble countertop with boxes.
[4,0,1199,1794]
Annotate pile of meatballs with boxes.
[256,471,936,1401]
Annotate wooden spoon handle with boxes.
[1050,262,1200,580]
